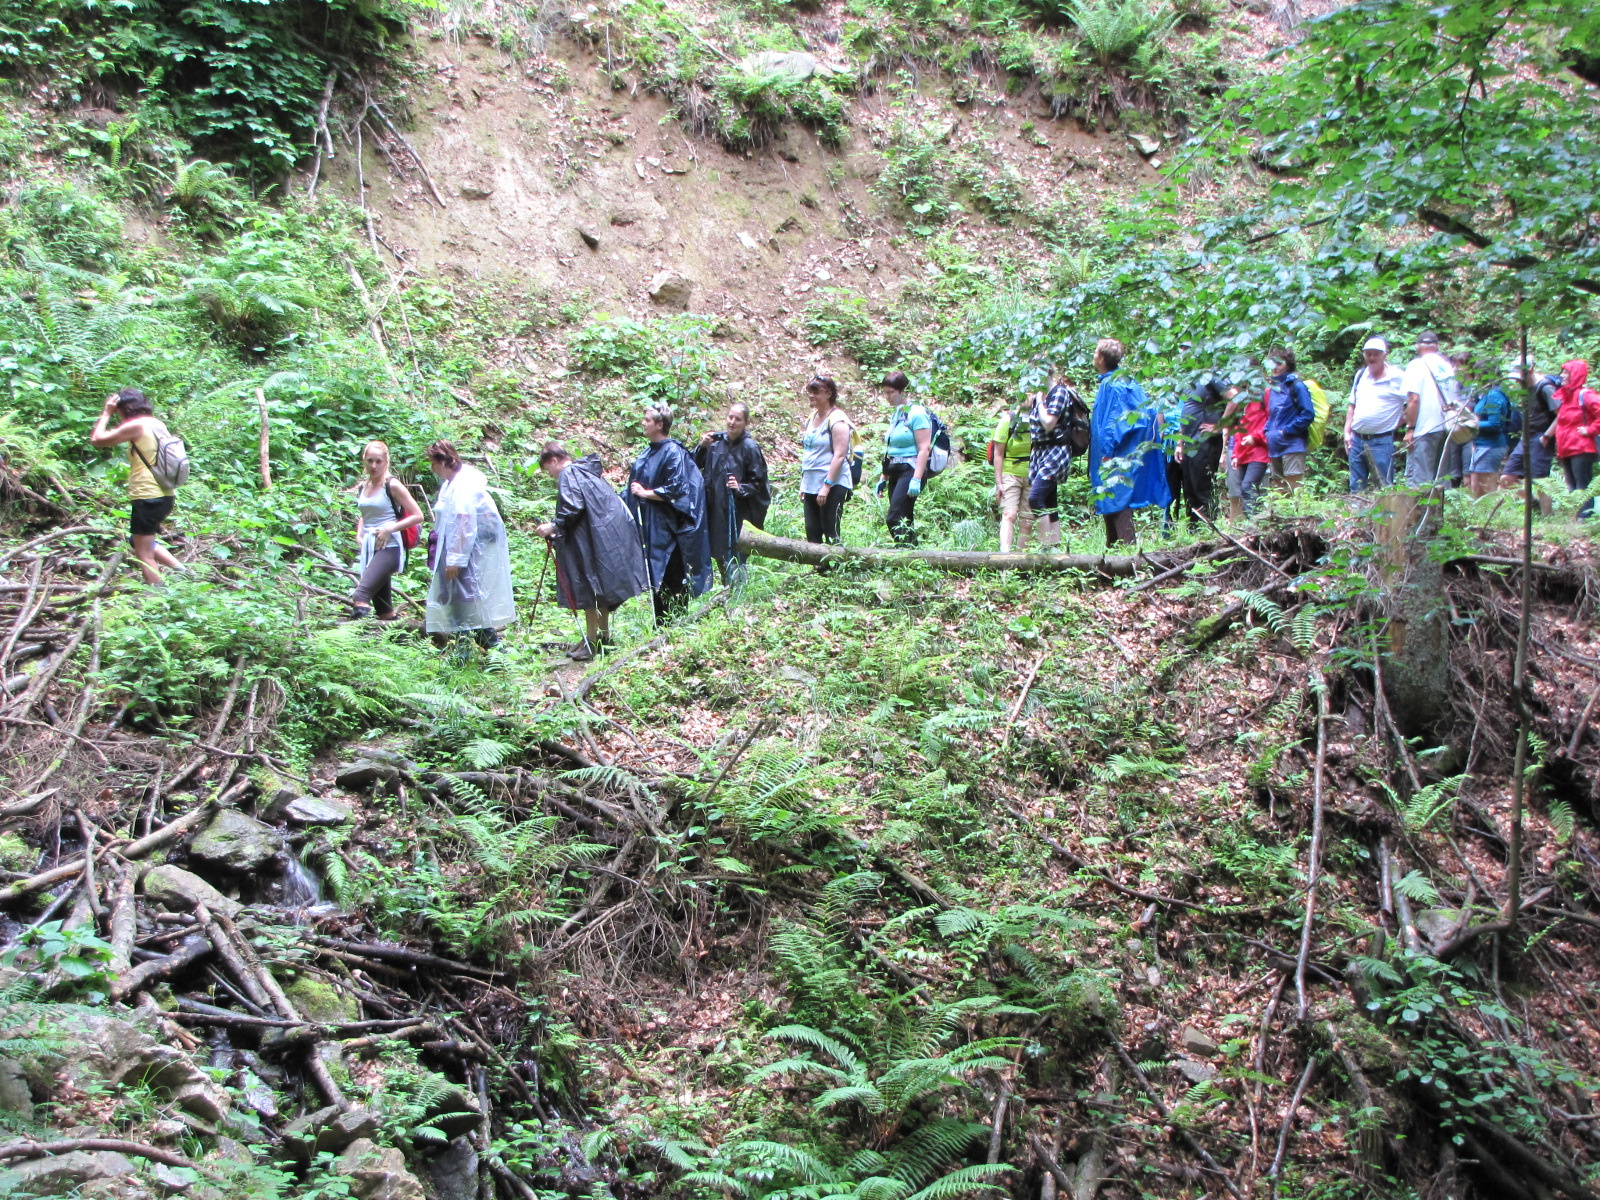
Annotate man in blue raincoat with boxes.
[1088,338,1170,545]
[625,404,714,618]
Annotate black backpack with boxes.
[1063,388,1091,453]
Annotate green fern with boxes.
[1547,799,1576,842]
[1392,774,1466,831]
[1232,588,1288,636]
[1393,870,1440,906]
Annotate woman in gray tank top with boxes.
[349,441,423,619]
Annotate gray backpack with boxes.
[133,427,191,491]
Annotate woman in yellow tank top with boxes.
[89,387,184,585]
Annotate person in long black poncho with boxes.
[694,401,771,581]
[625,405,713,619]
[536,443,648,661]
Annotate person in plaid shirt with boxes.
[1028,364,1080,550]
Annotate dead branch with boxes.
[0,1137,200,1171]
[1112,1040,1245,1200]
[0,526,94,568]
[1002,652,1047,748]
[1295,668,1329,1021]
[1267,1056,1317,1179]
[109,935,211,1003]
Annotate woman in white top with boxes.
[424,440,516,657]
[348,441,424,620]
[799,375,852,545]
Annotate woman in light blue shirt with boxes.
[799,375,853,544]
[880,370,932,544]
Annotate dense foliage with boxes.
[0,0,408,176]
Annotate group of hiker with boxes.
[86,337,1600,660]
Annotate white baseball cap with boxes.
[1362,336,1389,352]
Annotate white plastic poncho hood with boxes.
[425,463,516,634]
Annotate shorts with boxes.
[999,472,1031,520]
[1270,453,1306,479]
[129,496,175,538]
[1468,443,1507,475]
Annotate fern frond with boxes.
[902,1164,1010,1200]
[1393,870,1440,906]
[765,1025,864,1073]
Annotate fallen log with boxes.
[738,528,1195,576]
[110,935,211,1003]
[307,934,500,979]
[0,1137,199,1171]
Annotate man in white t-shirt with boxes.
[1344,336,1408,492]
[1401,331,1458,487]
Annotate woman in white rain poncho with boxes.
[424,440,515,652]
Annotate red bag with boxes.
[387,477,421,552]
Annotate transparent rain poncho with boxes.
[424,464,515,634]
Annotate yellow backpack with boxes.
[1305,380,1332,449]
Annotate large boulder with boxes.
[0,1150,140,1197]
[283,795,353,826]
[283,1106,381,1163]
[647,270,693,311]
[19,1010,231,1125]
[425,1138,479,1200]
[0,1056,34,1120]
[737,50,836,80]
[140,865,241,918]
[338,1139,425,1200]
[335,752,412,793]
[190,810,280,874]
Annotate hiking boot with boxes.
[345,605,373,622]
[375,609,402,622]
[566,639,595,662]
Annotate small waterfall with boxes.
[279,853,324,907]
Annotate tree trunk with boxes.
[738,529,1192,577]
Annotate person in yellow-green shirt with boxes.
[989,400,1035,552]
[89,387,184,586]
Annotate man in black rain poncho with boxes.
[536,443,648,661]
[694,401,771,582]
[625,405,713,619]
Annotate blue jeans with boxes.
[1348,432,1396,493]
[1238,461,1268,515]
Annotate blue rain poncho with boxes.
[1089,369,1171,515]
[624,439,713,597]
[425,463,516,634]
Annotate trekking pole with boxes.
[526,538,552,627]
[633,500,658,630]
[725,481,747,590]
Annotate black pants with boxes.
[1103,508,1136,546]
[883,462,920,545]
[803,488,848,544]
[1028,473,1061,521]
[1180,434,1222,522]
[352,545,402,615]
[653,548,689,619]
[1564,453,1597,518]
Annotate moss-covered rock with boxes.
[281,975,359,1024]
[0,832,35,874]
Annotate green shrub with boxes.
[183,233,316,349]
[712,63,848,149]
[13,182,123,270]
[569,313,721,415]
[0,0,407,177]
[1069,0,1176,66]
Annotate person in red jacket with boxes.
[1542,360,1600,518]
[1231,386,1270,517]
